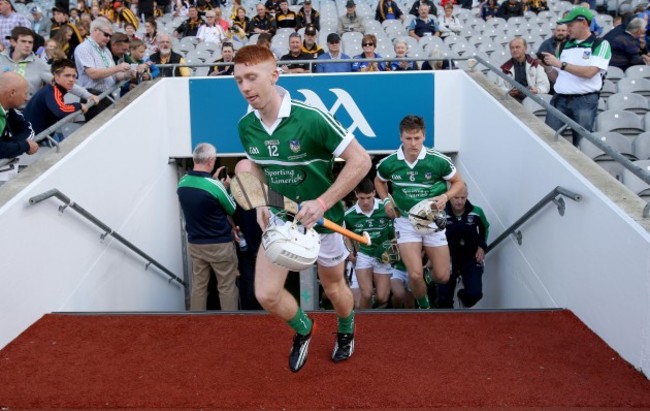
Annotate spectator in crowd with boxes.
[124,22,139,41]
[52,25,75,60]
[542,7,611,146]
[376,0,404,23]
[142,17,158,54]
[315,32,351,73]
[375,115,465,309]
[537,24,568,56]
[197,10,227,46]
[229,0,242,20]
[497,0,524,20]
[214,7,230,32]
[280,32,311,73]
[301,24,324,58]
[389,38,417,71]
[408,3,440,41]
[480,0,500,20]
[257,32,282,58]
[421,47,456,69]
[50,5,83,57]
[250,3,276,37]
[150,33,191,77]
[232,44,371,371]
[264,0,281,15]
[112,1,139,29]
[409,0,437,18]
[338,0,365,35]
[30,6,51,39]
[195,0,213,17]
[127,39,158,88]
[344,179,394,309]
[75,18,133,120]
[439,4,463,39]
[177,142,240,311]
[526,0,548,13]
[174,5,201,38]
[0,0,30,50]
[37,38,66,63]
[603,17,649,70]
[231,6,249,34]
[498,37,550,102]
[437,184,489,309]
[23,59,94,136]
[0,27,95,102]
[109,32,132,65]
[276,0,297,29]
[352,34,387,71]
[297,0,320,31]
[139,0,155,19]
[0,72,37,159]
[208,41,234,75]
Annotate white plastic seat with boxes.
[633,132,650,160]
[616,77,650,97]
[622,160,650,196]
[606,93,650,115]
[596,110,645,136]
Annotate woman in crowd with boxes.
[352,34,387,72]
[389,39,417,71]
[51,25,73,60]
[143,18,159,54]
[439,4,462,38]
[480,0,499,20]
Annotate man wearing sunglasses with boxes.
[74,17,133,120]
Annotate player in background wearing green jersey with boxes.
[344,179,394,309]
[375,115,465,309]
[232,45,371,372]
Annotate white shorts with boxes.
[355,252,392,274]
[394,216,448,248]
[391,267,410,291]
[317,233,350,268]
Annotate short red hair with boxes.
[233,45,276,66]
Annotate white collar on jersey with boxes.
[397,145,427,161]
[251,86,292,121]
[353,197,379,216]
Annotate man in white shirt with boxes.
[197,10,226,47]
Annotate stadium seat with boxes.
[600,79,617,98]
[622,160,650,196]
[606,66,625,84]
[607,92,649,115]
[522,94,552,120]
[596,110,645,136]
[633,132,650,160]
[579,132,636,160]
[624,65,650,80]
[616,77,650,97]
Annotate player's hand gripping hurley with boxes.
[231,172,371,246]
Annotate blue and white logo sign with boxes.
[189,72,435,155]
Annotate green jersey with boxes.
[344,199,394,257]
[238,88,354,232]
[376,146,456,215]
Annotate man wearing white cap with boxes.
[541,6,611,147]
[30,6,51,39]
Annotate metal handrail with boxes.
[487,186,582,252]
[28,188,186,288]
[157,55,459,75]
[473,54,650,189]
[0,80,129,170]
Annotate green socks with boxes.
[287,308,313,336]
[416,295,430,309]
[337,311,355,334]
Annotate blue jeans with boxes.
[545,92,599,147]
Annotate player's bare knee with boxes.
[255,288,281,309]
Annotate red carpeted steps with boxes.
[0,310,648,409]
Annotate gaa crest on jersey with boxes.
[249,146,260,155]
[289,139,301,153]
[425,171,432,180]
[582,50,591,59]
[467,215,475,224]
